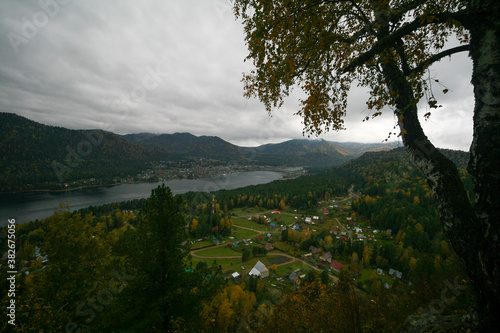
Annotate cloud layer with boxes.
[0,0,473,150]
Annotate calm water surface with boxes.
[0,171,286,227]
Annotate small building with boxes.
[289,271,300,283]
[320,251,332,263]
[330,260,343,272]
[249,260,269,279]
[376,268,384,275]
[231,272,242,284]
[305,217,312,224]
[309,246,319,255]
[389,268,403,279]
[265,242,274,251]
[323,209,330,214]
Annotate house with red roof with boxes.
[330,260,343,272]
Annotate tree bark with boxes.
[466,0,500,330]
[380,45,498,330]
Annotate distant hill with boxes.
[0,113,152,191]
[123,133,159,144]
[249,138,398,167]
[136,132,251,161]
[334,147,470,190]
[0,113,408,192]
[249,139,348,166]
[331,141,399,157]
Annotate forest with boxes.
[0,147,477,332]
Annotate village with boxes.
[188,189,404,294]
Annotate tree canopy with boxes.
[233,0,500,330]
[234,0,469,134]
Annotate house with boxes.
[231,272,242,284]
[33,246,48,264]
[376,268,384,275]
[289,271,300,283]
[323,209,330,214]
[265,242,274,251]
[330,260,343,272]
[309,246,319,255]
[339,236,348,241]
[357,234,366,240]
[313,216,319,220]
[249,260,269,278]
[305,217,312,224]
[331,227,340,234]
[320,251,332,263]
[389,268,403,279]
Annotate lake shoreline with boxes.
[0,170,294,227]
[1,167,300,195]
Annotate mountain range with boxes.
[1,113,398,191]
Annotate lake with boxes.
[0,170,287,227]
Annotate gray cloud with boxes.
[0,0,474,151]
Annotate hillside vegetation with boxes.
[1,147,477,332]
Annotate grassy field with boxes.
[276,261,312,276]
[231,207,265,216]
[276,213,299,225]
[233,227,260,239]
[194,246,241,258]
[268,255,293,265]
[232,217,263,229]
[191,251,294,275]
[190,241,214,250]
[272,241,295,253]
[189,257,244,273]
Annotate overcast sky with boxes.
[0,0,474,150]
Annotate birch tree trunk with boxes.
[466,0,500,330]
[381,39,499,329]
